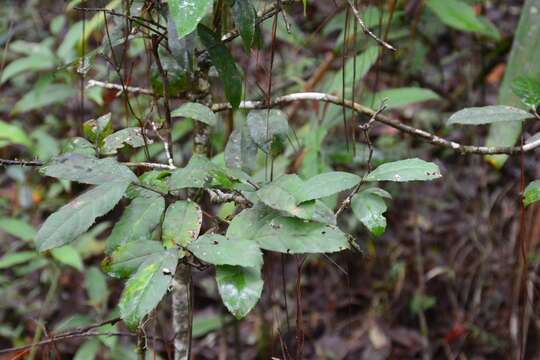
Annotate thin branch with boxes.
[0,158,43,167]
[86,79,155,96]
[206,188,252,206]
[58,82,540,155]
[345,0,396,51]
[0,158,175,170]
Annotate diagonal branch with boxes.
[345,0,396,51]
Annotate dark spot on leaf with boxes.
[321,231,326,235]
[213,240,219,245]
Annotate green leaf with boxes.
[370,87,440,109]
[447,105,532,125]
[512,76,540,109]
[162,200,202,248]
[295,172,360,203]
[169,154,215,190]
[36,181,130,251]
[254,216,349,254]
[83,113,113,144]
[169,0,213,39]
[62,137,96,157]
[198,24,242,109]
[126,170,170,199]
[246,110,289,152]
[351,189,389,236]
[365,158,442,182]
[224,125,257,172]
[119,249,178,330]
[0,218,36,241]
[256,175,303,215]
[524,180,540,207]
[12,83,73,114]
[0,121,32,148]
[188,234,263,268]
[40,153,138,185]
[51,245,84,271]
[425,0,500,40]
[171,102,217,127]
[85,266,108,306]
[216,265,263,319]
[101,128,149,155]
[0,251,38,269]
[106,195,165,253]
[0,55,55,84]
[232,0,256,49]
[102,240,166,278]
[226,205,281,240]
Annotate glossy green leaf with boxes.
[102,128,149,155]
[36,181,130,251]
[512,76,540,108]
[447,105,532,125]
[351,189,389,236]
[171,102,217,126]
[40,153,138,185]
[188,234,262,268]
[246,110,289,152]
[162,200,202,248]
[216,265,263,319]
[102,240,166,279]
[254,216,349,253]
[0,251,38,269]
[426,0,500,40]
[365,158,441,182]
[169,0,212,39]
[119,249,178,330]
[224,125,257,172]
[83,113,113,144]
[232,0,256,49]
[0,121,32,148]
[106,195,165,253]
[524,180,540,207]
[198,24,242,109]
[295,172,360,203]
[169,154,215,190]
[370,87,440,109]
[51,245,84,270]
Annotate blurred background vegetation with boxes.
[1,0,540,358]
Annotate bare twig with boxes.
[0,158,175,170]
[86,79,155,96]
[206,188,252,206]
[345,0,396,51]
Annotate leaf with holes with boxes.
[351,189,389,236]
[119,249,178,330]
[365,158,441,182]
[169,0,213,40]
[198,24,242,109]
[106,195,165,253]
[36,181,129,251]
[101,240,166,279]
[447,105,532,125]
[40,153,138,185]
[162,200,202,248]
[254,216,349,254]
[216,265,263,319]
[171,102,217,127]
[188,234,262,268]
